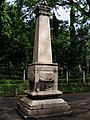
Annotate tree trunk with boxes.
[23,69,26,82]
[83,70,85,83]
[86,58,89,76]
[66,69,69,83]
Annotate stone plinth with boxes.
[17,97,71,119]
[27,63,59,93]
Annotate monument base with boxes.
[17,94,71,119]
[17,62,71,119]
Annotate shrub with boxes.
[0,80,28,96]
[59,83,90,93]
[0,79,28,84]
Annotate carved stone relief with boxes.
[35,79,54,92]
[39,72,54,81]
[28,65,57,92]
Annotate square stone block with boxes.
[28,63,58,92]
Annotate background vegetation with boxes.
[0,0,90,96]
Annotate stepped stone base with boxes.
[17,95,71,119]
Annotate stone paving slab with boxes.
[0,92,90,120]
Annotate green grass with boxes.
[59,77,90,83]
[59,83,90,93]
[0,83,28,96]
[0,79,28,96]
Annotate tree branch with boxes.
[69,0,90,17]
[56,0,90,18]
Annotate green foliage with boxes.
[0,1,12,38]
[0,0,90,79]
[60,77,90,84]
[0,79,28,96]
[0,79,15,84]
[52,19,70,69]
[0,79,28,84]
[0,84,16,96]
[0,84,28,96]
[69,67,82,78]
[0,1,33,79]
[59,83,90,93]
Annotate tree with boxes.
[0,1,12,75]
[0,0,90,80]
[0,0,32,79]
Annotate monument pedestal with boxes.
[27,63,59,92]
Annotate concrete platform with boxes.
[0,92,90,120]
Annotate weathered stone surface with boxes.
[39,72,54,81]
[17,2,71,119]
[28,63,58,92]
[17,97,71,118]
[33,8,52,63]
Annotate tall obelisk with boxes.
[33,1,52,63]
[17,1,71,119]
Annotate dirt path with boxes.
[0,92,90,120]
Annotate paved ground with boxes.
[0,92,90,120]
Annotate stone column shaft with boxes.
[33,4,52,63]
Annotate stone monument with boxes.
[17,1,71,119]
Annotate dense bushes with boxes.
[59,77,90,83]
[0,79,28,96]
[58,78,90,93]
[0,79,27,84]
[59,83,90,93]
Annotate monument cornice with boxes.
[34,4,51,17]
